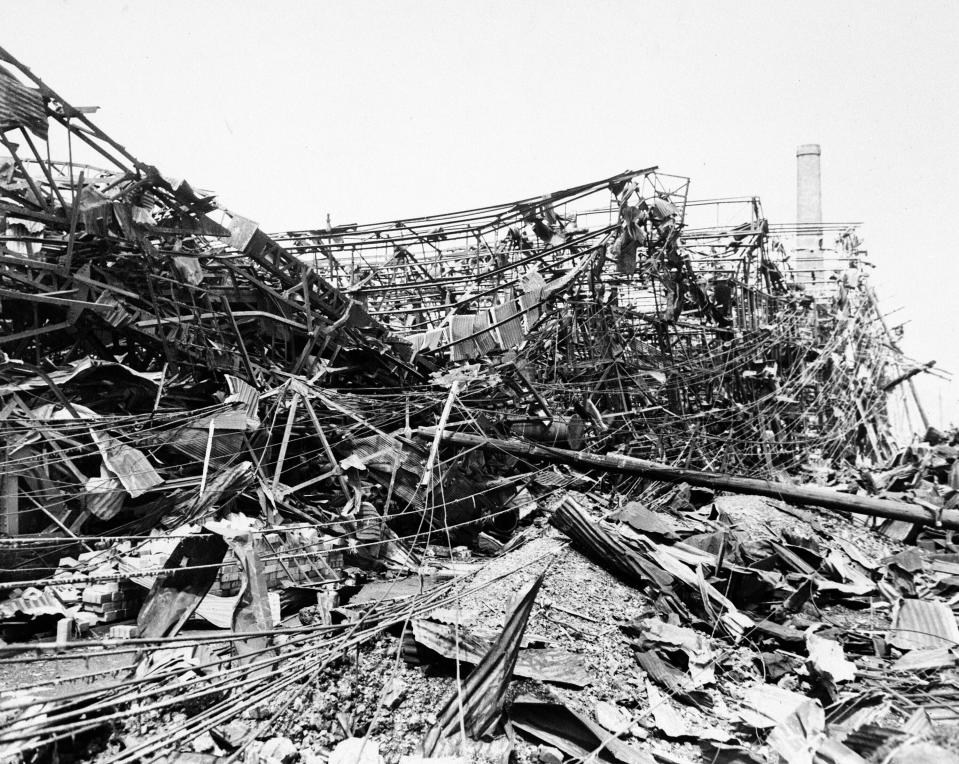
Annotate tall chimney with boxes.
[796,144,822,281]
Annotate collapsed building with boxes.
[0,46,957,764]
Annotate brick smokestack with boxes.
[796,144,822,281]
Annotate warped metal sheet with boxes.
[422,569,545,754]
[411,617,590,687]
[510,695,655,764]
[0,587,68,619]
[888,598,959,651]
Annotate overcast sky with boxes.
[6,0,958,424]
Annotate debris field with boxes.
[0,46,957,764]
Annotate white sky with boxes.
[6,0,959,424]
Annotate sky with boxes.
[5,0,959,425]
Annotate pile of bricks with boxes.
[80,579,145,623]
[213,558,243,597]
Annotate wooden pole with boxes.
[302,396,353,503]
[419,381,459,488]
[414,427,959,530]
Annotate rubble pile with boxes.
[0,46,956,764]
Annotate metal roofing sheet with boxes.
[0,68,47,139]
[888,598,959,651]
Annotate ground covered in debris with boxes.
[161,490,958,764]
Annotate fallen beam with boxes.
[883,360,936,392]
[414,427,959,530]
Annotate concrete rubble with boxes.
[0,47,957,764]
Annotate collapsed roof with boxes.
[0,45,955,764]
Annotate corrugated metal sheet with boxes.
[84,470,126,520]
[166,409,249,464]
[647,195,679,223]
[491,299,524,349]
[518,270,546,330]
[888,598,959,651]
[349,433,425,513]
[225,375,260,419]
[531,469,573,488]
[91,431,164,498]
[473,312,496,354]
[0,587,68,619]
[0,68,47,139]
[422,571,544,754]
[94,290,137,328]
[411,617,590,687]
[519,286,543,331]
[844,725,905,759]
[449,314,479,361]
[410,328,444,356]
[892,646,957,671]
[510,696,655,764]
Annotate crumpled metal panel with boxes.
[84,470,126,520]
[422,571,545,754]
[92,431,164,498]
[510,695,655,764]
[225,375,260,421]
[0,587,68,619]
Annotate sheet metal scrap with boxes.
[408,615,591,687]
[135,530,229,640]
[421,569,547,755]
[888,599,959,651]
[550,494,676,594]
[509,696,655,764]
